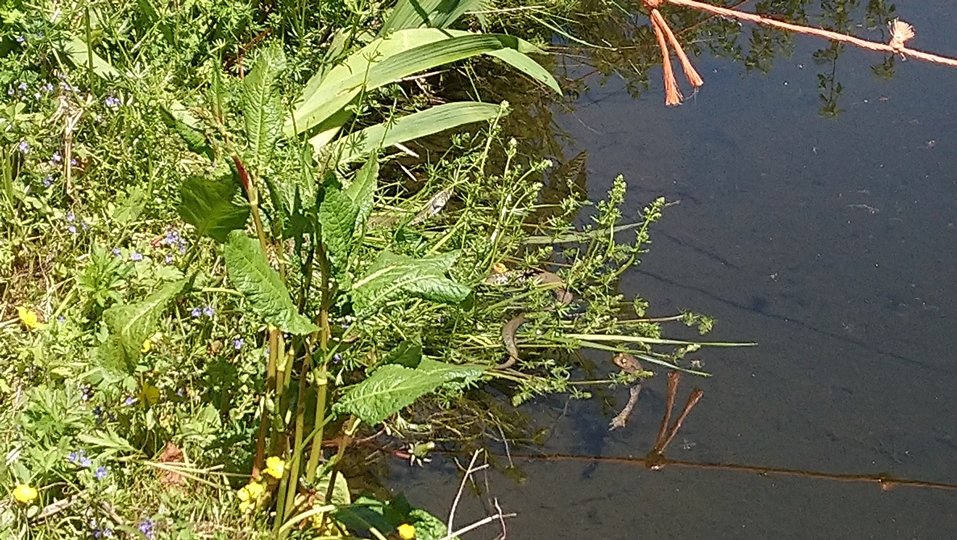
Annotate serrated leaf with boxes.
[241,46,285,170]
[103,280,186,367]
[334,358,483,425]
[343,156,378,230]
[223,232,318,335]
[351,250,470,314]
[319,187,358,272]
[178,175,250,242]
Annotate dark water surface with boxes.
[394,4,957,538]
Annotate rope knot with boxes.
[888,18,915,54]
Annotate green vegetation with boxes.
[0,0,734,538]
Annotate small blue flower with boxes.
[190,307,202,318]
[233,338,244,350]
[42,176,53,188]
[111,247,122,257]
[17,140,29,154]
[129,251,143,262]
[17,82,27,91]
[15,35,25,44]
[41,82,54,93]
[138,519,155,540]
[164,254,173,264]
[57,315,66,323]
[80,385,93,401]
[332,353,343,364]
[67,225,77,234]
[95,466,109,480]
[104,95,121,109]
[202,306,214,317]
[66,211,75,223]
[50,151,62,164]
[68,449,92,468]
[123,396,137,406]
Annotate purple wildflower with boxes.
[190,307,202,318]
[41,82,53,93]
[202,306,214,317]
[50,151,62,164]
[17,82,27,91]
[95,466,109,480]
[111,247,122,257]
[15,35,25,44]
[42,176,53,188]
[233,338,244,350]
[66,211,75,222]
[138,519,155,540]
[104,95,121,109]
[67,225,77,234]
[17,140,29,154]
[129,251,143,262]
[123,396,137,406]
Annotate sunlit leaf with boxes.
[223,232,318,335]
[322,102,503,165]
[334,358,484,425]
[319,186,358,275]
[102,280,186,367]
[343,155,379,228]
[288,29,557,137]
[178,176,250,243]
[352,250,470,313]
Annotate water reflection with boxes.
[385,2,957,538]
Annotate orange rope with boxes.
[641,0,957,106]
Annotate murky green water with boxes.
[392,3,957,537]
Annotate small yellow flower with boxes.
[16,307,46,331]
[141,339,153,353]
[491,262,508,274]
[264,456,285,479]
[12,484,38,504]
[237,480,266,512]
[139,382,160,405]
[397,523,416,540]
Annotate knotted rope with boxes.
[642,0,957,106]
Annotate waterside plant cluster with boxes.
[0,1,720,538]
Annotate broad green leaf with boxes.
[241,47,285,170]
[323,101,502,165]
[288,29,555,137]
[380,340,422,368]
[319,187,358,272]
[334,358,484,425]
[343,156,379,229]
[160,103,214,160]
[223,232,318,335]
[103,280,186,366]
[379,0,486,34]
[63,35,120,79]
[178,175,250,242]
[352,250,470,313]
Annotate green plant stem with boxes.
[306,244,332,482]
[320,416,360,530]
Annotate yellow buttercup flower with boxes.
[17,307,46,330]
[12,484,38,504]
[397,523,416,540]
[264,456,285,479]
[237,480,266,512]
[141,339,153,353]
